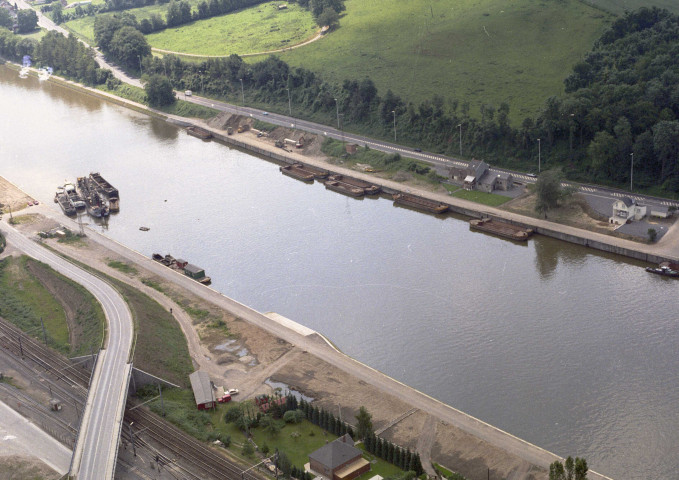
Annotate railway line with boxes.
[0,316,267,480]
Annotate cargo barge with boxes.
[328,174,380,195]
[152,253,211,285]
[89,172,120,212]
[324,179,365,197]
[63,182,86,212]
[186,126,213,140]
[280,165,314,182]
[393,193,448,214]
[469,218,534,241]
[77,176,109,218]
[54,188,76,216]
[295,163,329,179]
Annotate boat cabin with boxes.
[184,264,207,280]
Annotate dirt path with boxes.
[151,31,324,59]
[416,415,438,477]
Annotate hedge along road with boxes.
[0,218,134,480]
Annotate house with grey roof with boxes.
[307,434,370,480]
[611,197,647,225]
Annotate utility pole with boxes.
[391,110,396,142]
[239,78,244,106]
[630,152,634,192]
[286,88,292,117]
[457,123,462,156]
[537,138,541,173]
[334,98,340,129]
[128,422,137,457]
[40,317,47,345]
[158,383,165,417]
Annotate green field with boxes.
[584,0,679,15]
[147,3,317,56]
[259,0,610,124]
[65,2,317,55]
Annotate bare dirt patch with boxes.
[0,177,36,214]
[0,455,60,480]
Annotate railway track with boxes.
[1,317,266,480]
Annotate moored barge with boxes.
[77,176,109,218]
[469,218,534,241]
[89,172,120,211]
[280,165,314,182]
[393,193,448,214]
[328,174,380,195]
[186,126,213,140]
[294,163,329,179]
[152,253,212,285]
[55,190,76,216]
[324,179,365,197]
[646,265,679,277]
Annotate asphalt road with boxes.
[0,220,134,480]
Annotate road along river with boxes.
[1,65,678,479]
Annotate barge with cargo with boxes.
[280,164,315,182]
[324,179,365,197]
[328,174,380,195]
[393,193,448,214]
[152,253,211,285]
[469,218,534,241]
[89,172,119,211]
[77,176,109,218]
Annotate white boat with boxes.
[19,67,29,79]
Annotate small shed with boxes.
[184,264,206,280]
[189,371,215,410]
[650,205,670,218]
[345,144,358,155]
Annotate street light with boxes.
[630,152,634,192]
[137,55,142,77]
[457,123,462,156]
[286,88,292,117]
[537,138,541,173]
[239,78,244,106]
[334,98,340,129]
[391,110,396,142]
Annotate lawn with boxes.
[447,186,512,207]
[141,391,405,479]
[260,0,611,124]
[64,2,317,56]
[0,256,105,356]
[146,3,317,56]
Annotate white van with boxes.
[184,90,192,97]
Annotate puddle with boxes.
[236,348,249,358]
[265,378,314,402]
[214,339,238,352]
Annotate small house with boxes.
[345,144,358,155]
[278,4,287,9]
[610,197,647,225]
[478,171,514,193]
[308,434,370,480]
[450,160,488,190]
[189,371,215,410]
[184,263,206,280]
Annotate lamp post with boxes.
[537,138,541,173]
[239,78,244,106]
[630,152,634,192]
[457,123,462,156]
[391,110,396,142]
[137,55,142,77]
[286,88,292,117]
[334,98,340,129]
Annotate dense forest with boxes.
[2,7,678,195]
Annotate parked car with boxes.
[228,388,239,395]
[413,148,422,152]
[217,393,231,403]
[184,90,192,97]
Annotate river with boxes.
[1,65,677,479]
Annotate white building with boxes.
[610,197,646,225]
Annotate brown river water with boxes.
[1,65,678,479]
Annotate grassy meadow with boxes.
[147,2,317,56]
[261,0,611,124]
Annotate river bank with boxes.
[1,177,616,480]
